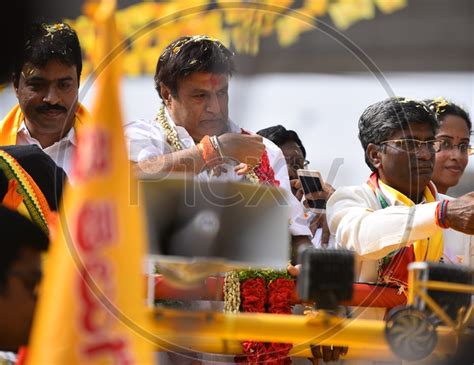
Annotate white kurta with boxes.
[327,183,473,284]
[124,112,311,236]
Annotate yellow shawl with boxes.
[379,179,443,262]
[0,103,90,145]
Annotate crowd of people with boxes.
[0,21,473,364]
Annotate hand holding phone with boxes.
[297,169,327,212]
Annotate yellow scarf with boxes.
[379,179,443,262]
[0,103,90,145]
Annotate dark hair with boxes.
[13,22,82,87]
[154,35,235,99]
[0,205,49,293]
[0,145,67,211]
[257,125,307,158]
[0,1,34,84]
[358,97,439,171]
[424,98,472,133]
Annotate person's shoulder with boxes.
[333,183,372,196]
[124,118,154,128]
[328,183,376,205]
[261,136,281,153]
[124,118,162,136]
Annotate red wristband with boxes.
[200,135,222,168]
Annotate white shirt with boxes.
[124,111,311,236]
[312,228,336,249]
[442,194,474,266]
[327,183,473,284]
[16,121,76,178]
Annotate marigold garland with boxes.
[225,269,295,364]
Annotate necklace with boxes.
[155,104,260,184]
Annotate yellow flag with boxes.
[27,0,154,363]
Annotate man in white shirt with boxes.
[125,35,311,248]
[0,22,90,179]
[327,97,474,315]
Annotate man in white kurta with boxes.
[328,183,473,281]
[327,97,474,321]
[126,105,310,237]
[125,35,311,365]
[125,35,310,241]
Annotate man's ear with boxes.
[159,82,172,106]
[367,143,382,170]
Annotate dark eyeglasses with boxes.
[436,139,472,156]
[285,157,310,170]
[379,139,441,154]
[9,270,42,296]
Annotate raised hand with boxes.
[291,178,304,201]
[446,192,474,234]
[218,133,265,166]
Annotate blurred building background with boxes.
[1,0,472,195]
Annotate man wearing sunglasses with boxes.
[326,97,474,319]
[0,205,48,362]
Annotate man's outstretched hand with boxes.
[446,192,474,234]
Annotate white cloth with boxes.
[327,183,473,284]
[124,112,311,236]
[312,227,336,249]
[16,121,75,178]
[0,351,17,365]
[442,194,474,266]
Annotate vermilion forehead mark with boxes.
[208,74,223,87]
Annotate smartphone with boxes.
[297,169,326,212]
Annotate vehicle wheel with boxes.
[385,306,437,361]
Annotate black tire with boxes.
[385,306,438,361]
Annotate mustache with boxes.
[36,104,67,113]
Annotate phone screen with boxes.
[299,175,323,193]
[299,175,326,210]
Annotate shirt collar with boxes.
[378,182,427,206]
[18,120,77,147]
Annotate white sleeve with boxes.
[326,185,441,260]
[263,138,311,237]
[124,119,168,162]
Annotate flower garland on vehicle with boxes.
[156,105,279,186]
[224,269,296,365]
